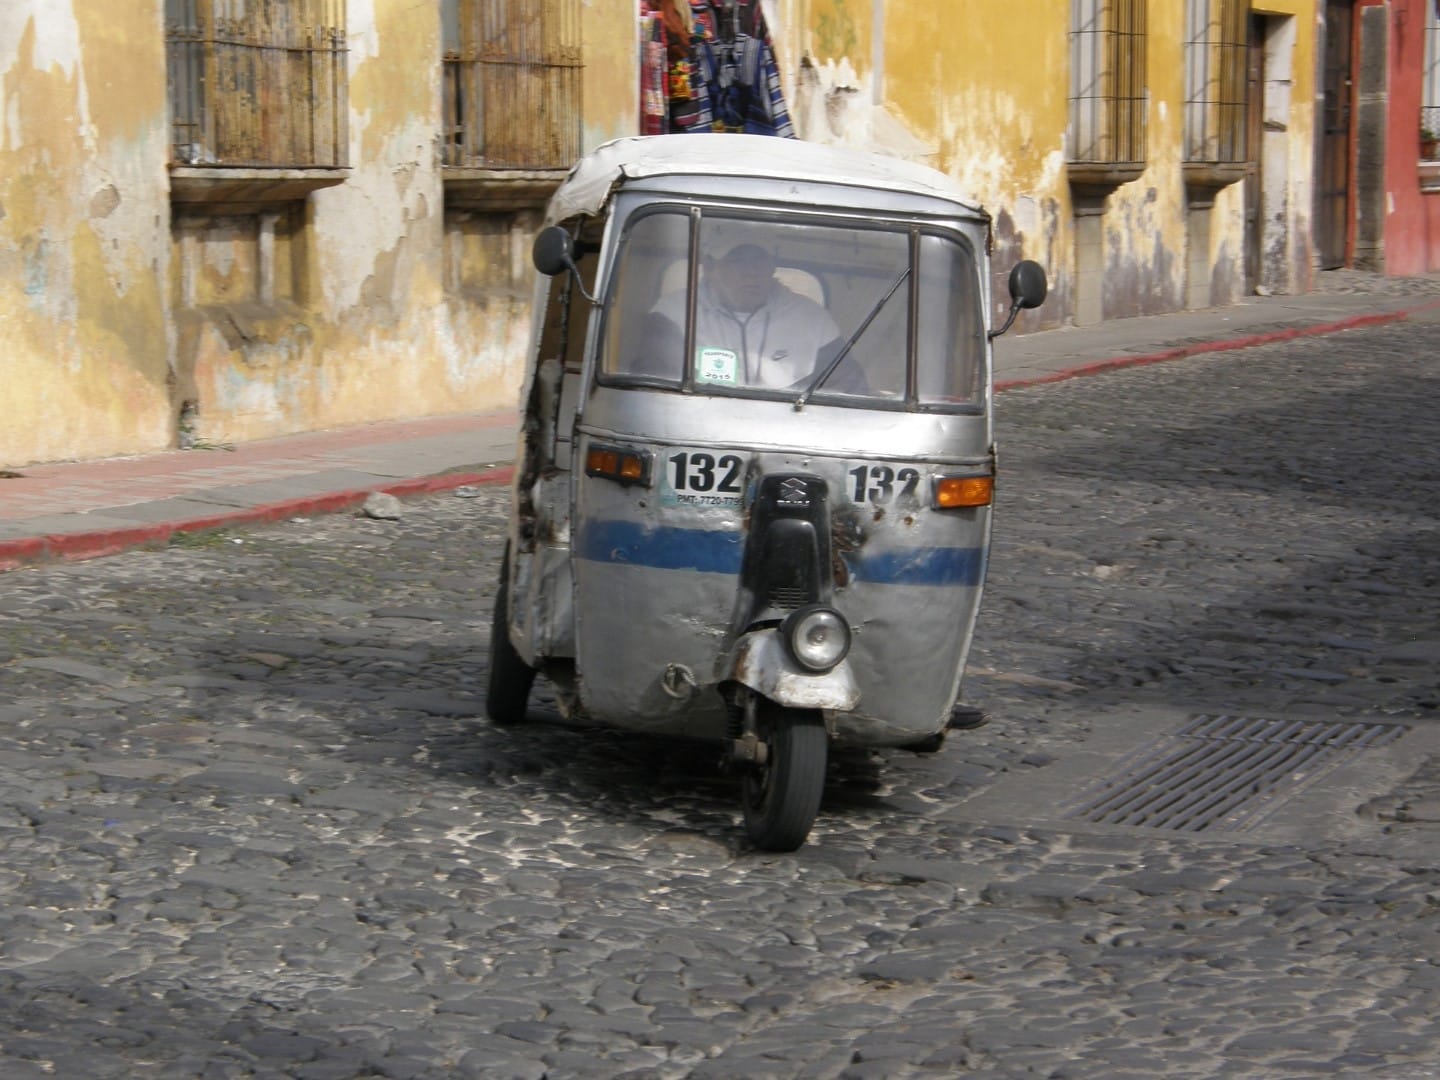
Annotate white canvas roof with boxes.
[545,134,987,224]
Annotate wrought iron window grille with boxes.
[1068,0,1147,165]
[1183,0,1248,164]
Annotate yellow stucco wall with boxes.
[180,0,636,449]
[772,0,1318,327]
[177,0,464,444]
[583,0,639,150]
[1,2,174,465]
[2,0,637,467]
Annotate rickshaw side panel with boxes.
[505,220,603,669]
[511,534,575,665]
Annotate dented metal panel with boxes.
[731,631,860,711]
[512,538,575,662]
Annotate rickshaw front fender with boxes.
[729,628,860,712]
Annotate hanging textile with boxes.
[640,10,669,135]
[689,0,794,138]
[640,0,712,134]
[638,0,794,138]
[665,0,711,132]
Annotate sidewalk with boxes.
[4,273,1439,571]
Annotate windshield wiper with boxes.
[794,267,910,409]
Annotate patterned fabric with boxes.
[689,0,794,138]
[638,0,793,139]
[640,13,669,136]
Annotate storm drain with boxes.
[1064,713,1408,833]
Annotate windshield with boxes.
[600,207,985,410]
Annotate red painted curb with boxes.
[995,304,1431,392]
[0,537,50,573]
[0,465,514,572]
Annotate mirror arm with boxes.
[988,301,1022,341]
[563,256,600,307]
[535,225,600,306]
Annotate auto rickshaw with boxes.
[487,134,1046,851]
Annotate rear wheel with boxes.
[486,545,536,725]
[742,703,827,852]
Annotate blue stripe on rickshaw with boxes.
[849,547,985,587]
[575,521,745,573]
[574,521,984,586]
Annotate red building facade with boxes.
[1336,0,1440,274]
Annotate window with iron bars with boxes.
[442,0,583,170]
[1069,0,1147,164]
[165,0,348,168]
[1183,0,1247,163]
[1424,6,1440,148]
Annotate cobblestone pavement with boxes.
[1,319,1438,1079]
[1309,268,1440,297]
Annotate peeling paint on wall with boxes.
[766,0,1319,331]
[2,2,173,465]
[3,0,1321,466]
[3,0,636,465]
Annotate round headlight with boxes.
[782,605,851,673]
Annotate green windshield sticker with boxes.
[696,347,740,386]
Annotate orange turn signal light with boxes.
[933,475,993,509]
[585,443,652,486]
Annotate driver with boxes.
[648,243,852,390]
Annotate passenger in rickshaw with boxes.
[643,243,866,393]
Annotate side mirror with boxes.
[532,225,576,277]
[989,259,1048,339]
[1008,259,1048,310]
[532,224,599,305]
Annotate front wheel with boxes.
[742,703,827,852]
[486,545,536,725]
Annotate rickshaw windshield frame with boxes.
[595,200,987,414]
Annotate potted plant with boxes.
[1421,125,1439,160]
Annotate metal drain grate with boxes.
[1064,713,1408,832]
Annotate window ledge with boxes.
[1419,160,1440,193]
[443,167,569,211]
[1067,161,1145,214]
[1183,162,1249,208]
[169,167,349,208]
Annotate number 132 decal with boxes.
[660,452,922,507]
[849,464,920,504]
[663,451,744,507]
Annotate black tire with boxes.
[486,545,536,725]
[742,703,827,852]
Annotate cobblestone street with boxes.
[1,319,1438,1079]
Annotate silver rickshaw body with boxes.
[489,135,1046,851]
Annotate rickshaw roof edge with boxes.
[545,135,989,225]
